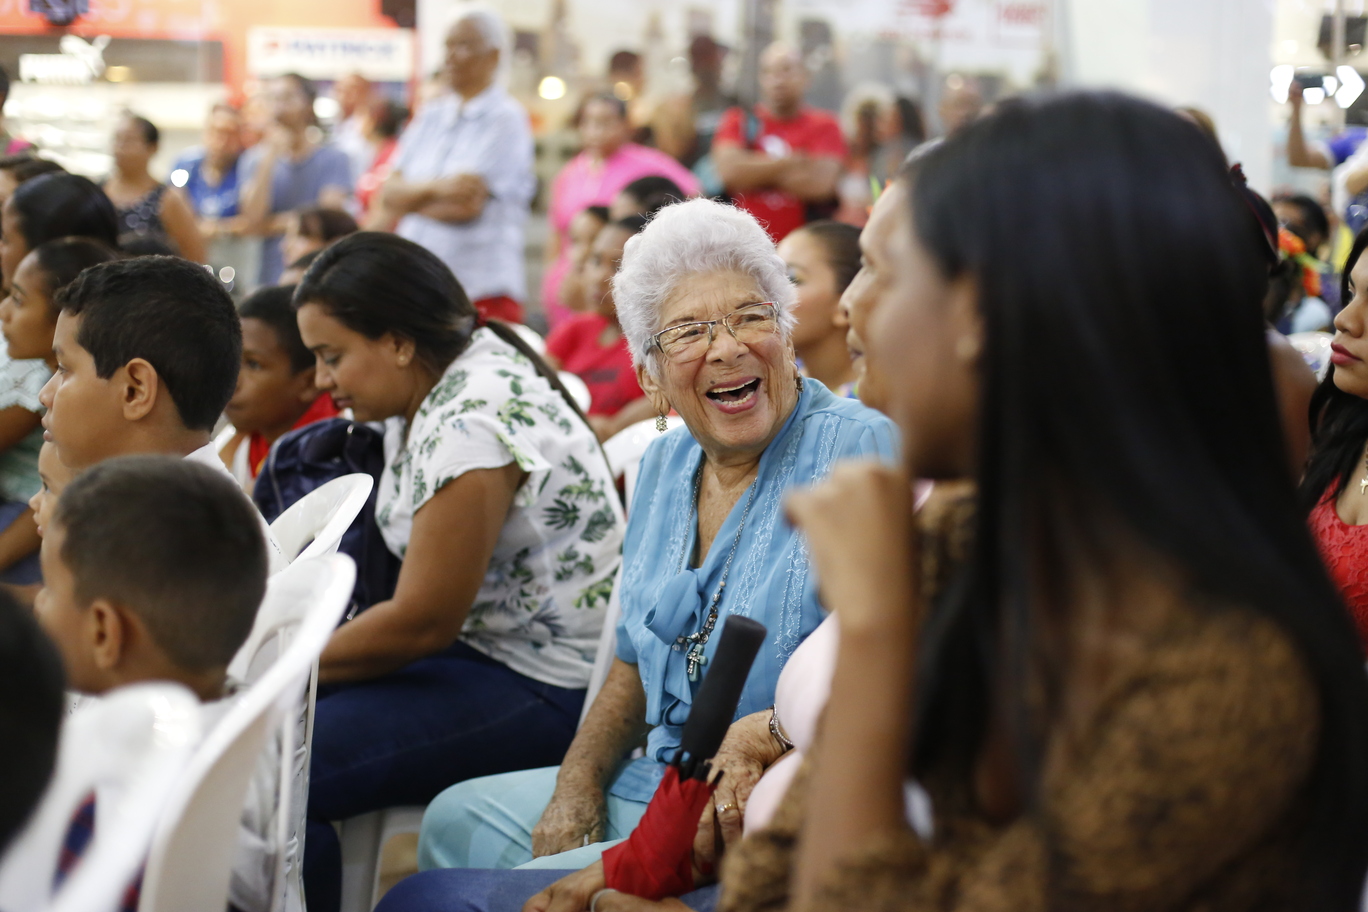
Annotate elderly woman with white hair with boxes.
[395,199,895,907]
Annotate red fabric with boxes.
[356,138,398,215]
[545,313,643,416]
[1309,492,1368,649]
[247,393,341,478]
[474,295,525,325]
[602,765,717,900]
[713,105,848,241]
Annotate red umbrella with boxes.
[600,615,768,899]
[601,764,718,899]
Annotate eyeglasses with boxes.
[651,303,780,363]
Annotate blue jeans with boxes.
[373,869,720,912]
[304,642,586,912]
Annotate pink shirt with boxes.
[542,143,700,327]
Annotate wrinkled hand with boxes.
[531,787,607,858]
[785,461,919,635]
[522,860,606,912]
[691,710,782,873]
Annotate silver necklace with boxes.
[675,464,759,682]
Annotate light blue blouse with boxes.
[609,379,897,802]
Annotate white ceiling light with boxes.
[1305,86,1327,105]
[1337,66,1365,108]
[1270,64,1294,103]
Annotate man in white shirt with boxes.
[378,7,535,324]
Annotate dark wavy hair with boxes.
[902,91,1368,910]
[1302,228,1368,511]
[8,172,118,251]
[294,232,591,425]
[28,236,120,317]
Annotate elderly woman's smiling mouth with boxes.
[705,376,763,412]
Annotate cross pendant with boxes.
[686,647,708,682]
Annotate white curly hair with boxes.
[613,197,797,375]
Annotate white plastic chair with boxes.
[602,416,682,506]
[230,553,363,912]
[137,555,356,912]
[0,683,203,912]
[268,474,374,564]
[557,372,593,413]
[339,807,425,912]
[510,323,547,355]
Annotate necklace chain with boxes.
[675,464,759,682]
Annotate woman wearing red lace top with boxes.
[1304,228,1368,648]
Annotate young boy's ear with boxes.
[120,358,161,422]
[87,598,130,672]
[292,366,321,405]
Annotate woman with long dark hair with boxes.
[293,232,623,912]
[1303,228,1368,648]
[719,92,1368,911]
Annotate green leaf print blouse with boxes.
[376,328,624,689]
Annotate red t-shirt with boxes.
[1309,492,1368,649]
[713,105,848,241]
[546,313,643,417]
[247,393,340,477]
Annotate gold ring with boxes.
[715,802,739,815]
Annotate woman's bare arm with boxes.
[319,461,523,681]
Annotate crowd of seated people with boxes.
[5,14,1368,912]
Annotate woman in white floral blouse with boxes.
[293,231,624,912]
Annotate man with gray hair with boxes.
[379,5,534,323]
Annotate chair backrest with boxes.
[225,550,360,912]
[0,684,203,912]
[268,473,373,564]
[557,372,593,413]
[137,555,356,912]
[602,416,682,507]
[578,569,624,729]
[509,322,547,355]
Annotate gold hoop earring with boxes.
[655,414,668,433]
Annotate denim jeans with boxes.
[373,868,720,912]
[304,642,585,912]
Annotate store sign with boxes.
[993,1,1047,47]
[19,34,109,84]
[247,28,414,82]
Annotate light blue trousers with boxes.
[417,766,650,871]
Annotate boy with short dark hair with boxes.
[36,455,267,700]
[220,285,337,489]
[38,255,284,568]
[34,455,270,911]
[38,255,241,473]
